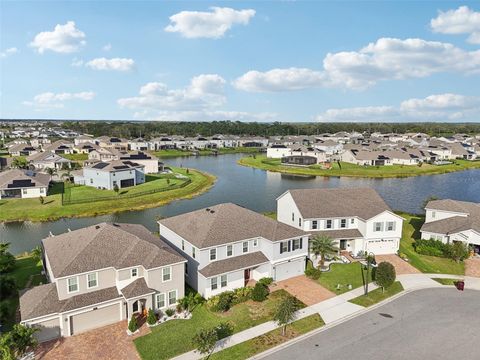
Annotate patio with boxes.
[270,275,335,306]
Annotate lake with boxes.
[2,153,479,254]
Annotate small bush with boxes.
[176,303,183,313]
[450,242,469,262]
[258,277,273,286]
[251,283,269,302]
[207,291,234,312]
[231,287,252,305]
[165,308,175,317]
[416,244,444,257]
[146,309,157,325]
[0,275,16,298]
[305,267,321,280]
[128,316,138,333]
[215,321,234,339]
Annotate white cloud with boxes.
[315,93,480,122]
[71,58,84,67]
[102,43,112,51]
[431,6,480,44]
[234,37,480,91]
[165,7,255,39]
[85,57,135,71]
[23,91,95,110]
[0,47,18,58]
[30,21,86,54]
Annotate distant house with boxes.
[88,147,121,162]
[128,138,150,151]
[341,149,393,166]
[27,152,71,171]
[43,140,74,155]
[73,141,99,154]
[266,144,291,159]
[74,160,145,190]
[0,169,50,199]
[8,143,39,157]
[119,151,163,174]
[95,136,128,151]
[74,134,94,146]
[282,146,327,166]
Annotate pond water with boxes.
[2,153,479,254]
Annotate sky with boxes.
[1,1,480,123]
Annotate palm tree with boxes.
[309,235,338,268]
[61,170,72,183]
[45,167,57,181]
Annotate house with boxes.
[27,152,71,171]
[74,134,94,146]
[73,160,145,190]
[159,203,309,298]
[19,223,186,342]
[341,149,393,166]
[281,146,327,166]
[421,199,480,254]
[8,143,39,157]
[276,188,404,256]
[119,151,162,174]
[43,140,74,155]
[0,169,50,199]
[128,138,150,151]
[73,141,99,154]
[266,144,291,159]
[88,147,122,162]
[95,136,129,151]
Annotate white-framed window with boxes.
[373,222,383,232]
[168,290,177,305]
[192,247,196,259]
[242,241,249,253]
[292,238,302,251]
[326,220,332,229]
[221,275,228,288]
[162,266,171,282]
[155,293,166,309]
[87,272,98,289]
[22,189,28,195]
[340,219,347,228]
[292,212,295,221]
[280,241,288,254]
[210,248,217,261]
[432,211,436,218]
[351,218,355,224]
[227,244,233,257]
[253,239,258,247]
[211,277,218,290]
[67,277,78,293]
[386,221,396,231]
[131,268,138,278]
[181,240,185,251]
[298,218,302,227]
[312,220,318,230]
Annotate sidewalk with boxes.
[172,273,477,360]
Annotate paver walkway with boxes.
[375,254,420,274]
[271,275,335,305]
[465,257,480,277]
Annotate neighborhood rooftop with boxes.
[422,199,480,234]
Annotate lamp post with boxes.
[364,252,375,296]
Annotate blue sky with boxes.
[1,1,479,122]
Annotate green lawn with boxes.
[238,155,480,179]
[317,262,372,294]
[152,147,261,158]
[398,213,465,275]
[63,153,88,161]
[0,167,215,222]
[209,314,324,360]
[134,290,299,360]
[432,278,460,285]
[263,211,277,220]
[349,281,404,307]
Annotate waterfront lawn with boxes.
[349,282,404,307]
[0,167,215,222]
[432,278,459,286]
[238,155,480,178]
[63,153,88,161]
[209,314,324,360]
[398,213,465,275]
[317,262,372,294]
[153,147,261,158]
[134,290,298,360]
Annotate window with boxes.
[23,189,27,195]
[168,290,177,306]
[312,220,318,230]
[280,241,288,254]
[351,218,355,224]
[326,220,332,229]
[253,239,258,247]
[155,293,165,309]
[192,247,196,259]
[211,277,218,290]
[242,241,249,253]
[210,248,217,261]
[181,240,185,251]
[87,273,97,288]
[298,218,302,227]
[67,277,78,293]
[373,222,383,232]
[386,221,396,231]
[432,211,436,219]
[227,245,233,257]
[90,178,93,184]
[162,267,171,282]
[131,268,138,278]
[340,219,347,228]
[292,238,302,251]
[221,275,227,288]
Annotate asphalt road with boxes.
[261,288,479,360]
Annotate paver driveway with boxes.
[465,257,480,277]
[375,254,420,275]
[36,320,149,360]
[271,275,335,305]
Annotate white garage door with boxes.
[71,303,121,335]
[33,318,61,342]
[274,258,305,281]
[366,239,398,255]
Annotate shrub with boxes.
[128,316,138,333]
[231,287,252,305]
[0,324,38,358]
[165,308,175,317]
[0,275,16,298]
[215,321,234,339]
[146,309,157,326]
[450,242,469,262]
[416,244,444,257]
[251,282,269,302]
[176,303,183,313]
[375,262,396,292]
[0,243,15,273]
[0,301,11,324]
[305,266,321,280]
[414,239,449,257]
[258,277,273,286]
[192,327,217,356]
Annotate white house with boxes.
[276,188,404,256]
[27,152,71,171]
[266,144,292,159]
[159,203,309,298]
[0,169,50,199]
[119,151,162,174]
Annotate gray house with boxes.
[20,223,186,342]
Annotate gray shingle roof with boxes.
[286,188,391,220]
[199,252,269,277]
[311,229,363,239]
[120,278,155,299]
[43,223,185,278]
[422,199,480,234]
[159,203,306,248]
[0,169,50,189]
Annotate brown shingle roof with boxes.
[0,169,50,189]
[159,203,306,248]
[422,200,480,234]
[199,252,269,277]
[121,278,155,299]
[311,229,363,239]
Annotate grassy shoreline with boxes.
[0,168,215,223]
[238,155,480,178]
[152,147,261,158]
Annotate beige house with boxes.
[20,223,186,342]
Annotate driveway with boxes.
[465,257,480,277]
[271,275,335,306]
[36,320,149,360]
[375,254,420,275]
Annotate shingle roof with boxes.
[199,252,269,277]
[0,169,50,189]
[286,188,392,220]
[27,151,70,163]
[159,203,306,248]
[422,199,480,234]
[425,199,480,214]
[43,223,185,278]
[311,229,363,239]
[121,278,155,299]
[86,160,144,172]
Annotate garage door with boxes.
[274,258,305,281]
[366,239,398,255]
[33,318,61,342]
[70,303,120,335]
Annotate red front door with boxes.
[244,269,251,286]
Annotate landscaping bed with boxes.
[349,281,404,307]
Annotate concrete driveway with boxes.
[465,257,480,277]
[375,254,420,274]
[260,288,480,360]
[271,275,335,306]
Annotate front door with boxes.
[244,269,251,286]
[340,239,347,250]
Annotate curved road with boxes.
[261,288,479,360]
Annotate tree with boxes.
[0,243,16,273]
[61,170,72,182]
[273,295,299,336]
[128,316,138,333]
[146,308,157,326]
[31,246,43,263]
[113,184,120,195]
[192,327,217,357]
[45,167,57,181]
[0,275,17,297]
[375,261,396,292]
[450,242,469,263]
[310,235,338,268]
[0,324,38,358]
[12,157,28,169]
[251,282,269,302]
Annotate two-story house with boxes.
[159,203,309,299]
[73,160,145,189]
[276,188,404,256]
[421,199,480,254]
[20,223,186,342]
